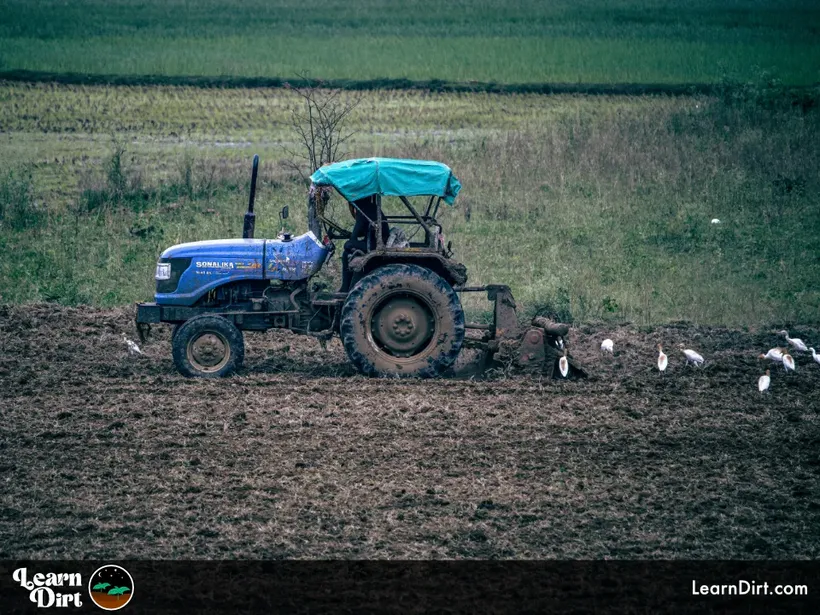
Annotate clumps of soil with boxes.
[1,304,819,559]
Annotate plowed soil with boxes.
[1,304,818,559]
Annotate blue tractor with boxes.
[135,156,586,379]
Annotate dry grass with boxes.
[1,84,818,326]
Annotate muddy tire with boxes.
[340,264,464,377]
[172,315,244,378]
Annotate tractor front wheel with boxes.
[340,264,464,377]
[172,315,244,378]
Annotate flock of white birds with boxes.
[122,328,818,391]
[754,330,820,392]
[599,330,820,392]
[600,338,704,372]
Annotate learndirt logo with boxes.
[11,565,134,610]
[13,567,83,608]
[88,565,134,611]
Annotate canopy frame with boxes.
[308,158,459,251]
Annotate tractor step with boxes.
[311,292,348,306]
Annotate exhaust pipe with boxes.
[242,154,259,239]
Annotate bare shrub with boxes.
[282,75,362,180]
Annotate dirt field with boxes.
[1,304,818,559]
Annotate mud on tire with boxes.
[172,314,244,378]
[340,264,464,377]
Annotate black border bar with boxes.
[1,561,818,614]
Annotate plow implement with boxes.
[459,285,587,379]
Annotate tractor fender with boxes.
[349,251,468,287]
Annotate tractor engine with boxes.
[190,279,332,333]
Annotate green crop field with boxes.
[1,0,819,85]
[1,83,818,325]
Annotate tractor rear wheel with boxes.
[172,314,244,378]
[340,264,464,377]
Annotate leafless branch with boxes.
[284,73,362,179]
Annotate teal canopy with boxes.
[310,157,461,205]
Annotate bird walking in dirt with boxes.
[679,344,704,367]
[122,333,143,356]
[601,338,614,354]
[758,370,770,392]
[782,352,796,373]
[558,349,569,378]
[810,348,820,366]
[657,344,668,373]
[759,347,785,362]
[780,330,808,353]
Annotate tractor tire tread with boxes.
[340,264,464,378]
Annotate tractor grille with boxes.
[156,257,191,294]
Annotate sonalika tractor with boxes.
[135,156,586,379]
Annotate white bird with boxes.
[122,333,143,356]
[758,347,785,362]
[779,330,808,352]
[711,218,721,224]
[810,348,820,366]
[758,370,770,392]
[782,353,796,373]
[657,344,668,373]
[601,339,614,353]
[558,349,569,378]
[679,344,704,367]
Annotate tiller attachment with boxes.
[460,285,587,378]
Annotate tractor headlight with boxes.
[155,262,171,280]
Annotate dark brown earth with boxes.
[1,304,818,559]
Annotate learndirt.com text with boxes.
[692,579,808,597]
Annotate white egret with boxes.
[711,218,721,224]
[810,348,820,366]
[758,347,785,362]
[601,339,614,354]
[657,344,668,373]
[122,333,143,356]
[679,344,704,367]
[758,370,770,392]
[558,349,569,378]
[782,353,796,373]
[779,330,808,352]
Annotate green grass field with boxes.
[2,0,820,84]
[1,0,819,326]
[1,83,818,325]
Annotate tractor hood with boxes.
[161,238,266,262]
[156,238,266,306]
[155,234,329,306]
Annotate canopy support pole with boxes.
[399,196,433,245]
[376,194,384,249]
